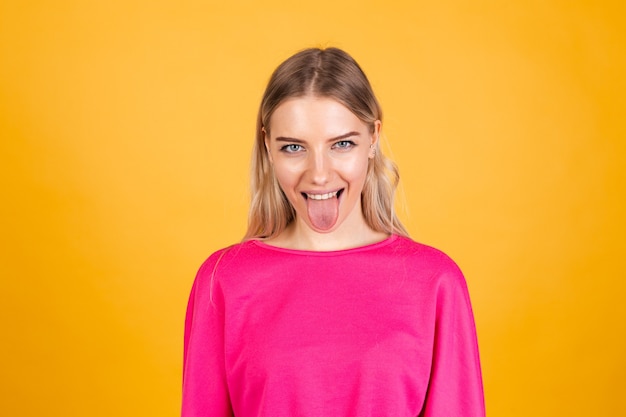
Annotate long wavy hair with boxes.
[244,47,408,240]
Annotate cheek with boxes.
[339,157,370,184]
[272,165,299,195]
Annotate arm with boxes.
[421,265,486,417]
[182,255,233,417]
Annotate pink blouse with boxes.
[182,235,485,416]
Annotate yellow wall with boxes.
[1,1,624,415]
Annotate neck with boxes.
[270,213,389,252]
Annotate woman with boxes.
[182,47,485,416]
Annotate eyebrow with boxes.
[274,131,361,143]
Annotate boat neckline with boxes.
[250,234,399,256]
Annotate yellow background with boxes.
[1,1,624,415]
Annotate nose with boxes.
[308,150,330,185]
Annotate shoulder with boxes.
[390,238,478,322]
[389,235,468,289]
[196,239,253,269]
[194,240,266,284]
[391,235,462,271]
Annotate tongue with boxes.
[307,196,339,231]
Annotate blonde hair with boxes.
[244,47,408,240]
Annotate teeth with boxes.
[306,191,338,200]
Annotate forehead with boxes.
[268,96,368,139]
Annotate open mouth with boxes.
[301,189,344,231]
[301,189,344,200]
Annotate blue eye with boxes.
[280,144,304,153]
[333,140,355,150]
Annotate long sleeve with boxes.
[420,265,486,417]
[182,255,233,417]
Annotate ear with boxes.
[262,127,273,164]
[369,120,381,159]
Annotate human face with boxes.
[265,96,379,235]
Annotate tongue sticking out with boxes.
[306,195,339,231]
